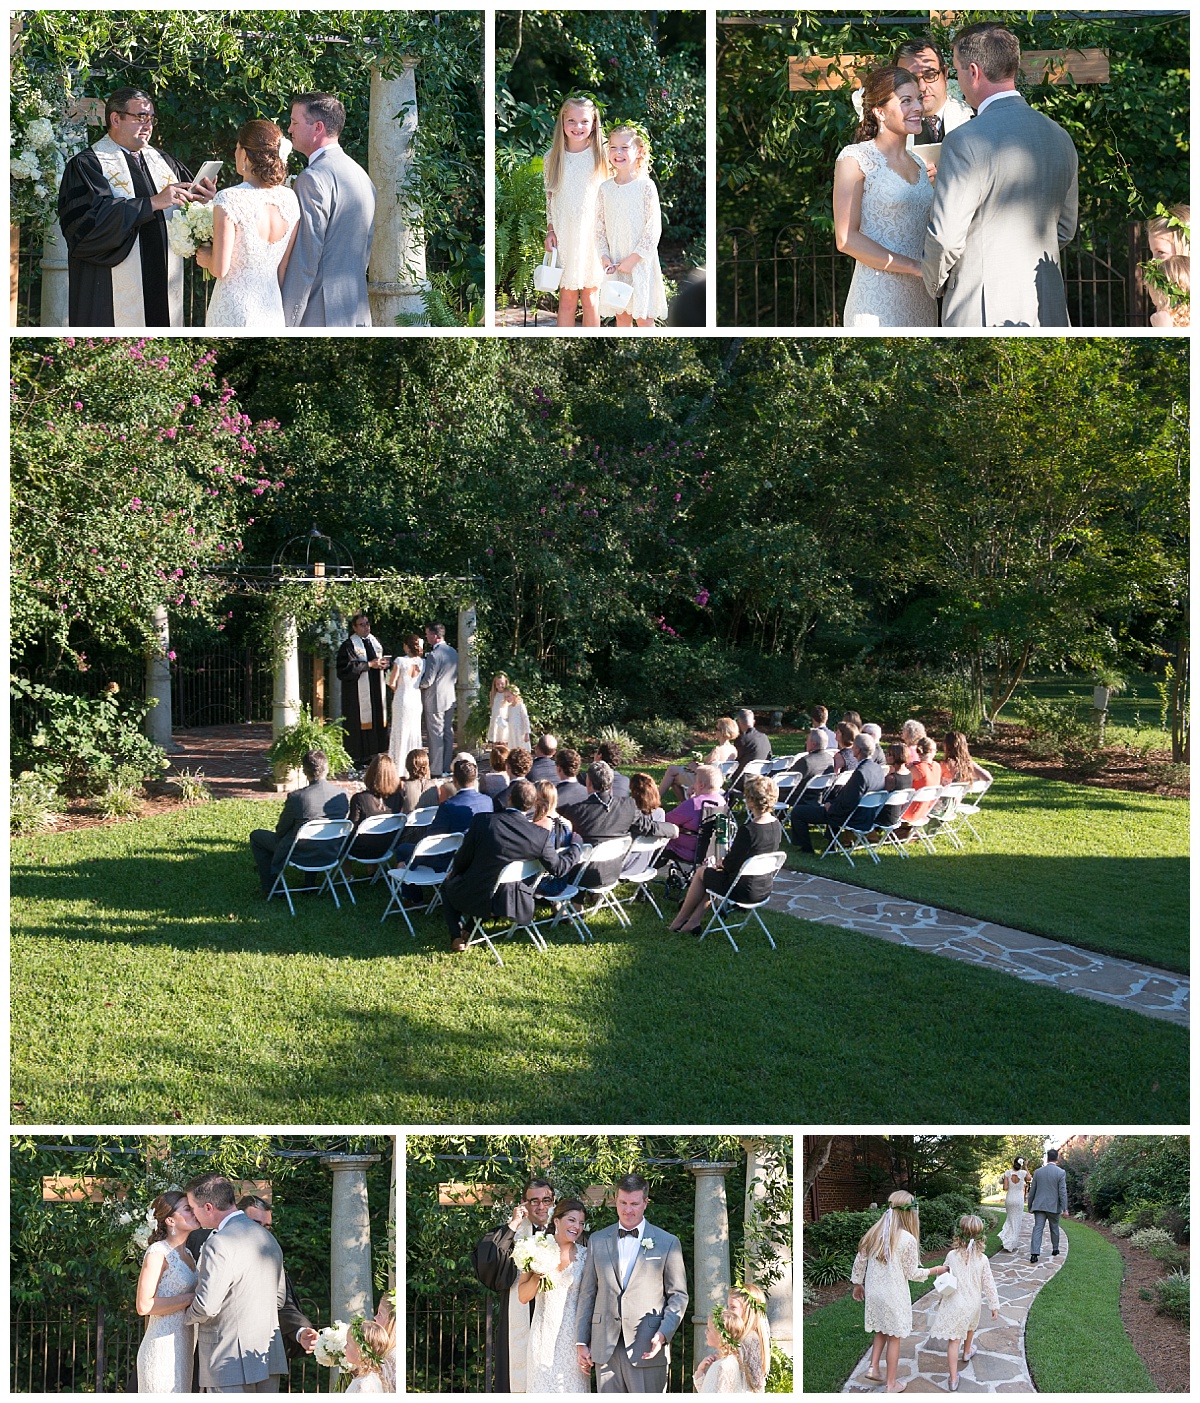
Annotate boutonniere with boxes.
[640,1235,655,1253]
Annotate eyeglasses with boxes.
[910,70,945,86]
[524,1195,555,1206]
[118,110,156,123]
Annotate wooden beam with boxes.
[438,1181,610,1209]
[789,55,878,91]
[790,46,1109,90]
[43,1176,272,1203]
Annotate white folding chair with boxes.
[887,785,943,856]
[957,777,993,842]
[337,812,407,896]
[404,804,438,832]
[573,835,634,934]
[380,832,465,933]
[700,849,788,952]
[822,790,890,866]
[617,834,671,920]
[462,858,548,965]
[852,788,913,864]
[533,842,594,943]
[926,783,969,850]
[267,819,355,915]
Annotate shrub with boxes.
[1155,1204,1189,1242]
[1154,1270,1189,1322]
[266,704,352,778]
[11,678,166,794]
[765,1343,794,1394]
[1129,1226,1179,1255]
[805,1246,854,1286]
[595,725,641,763]
[633,716,693,758]
[1086,1137,1190,1224]
[804,1208,879,1263]
[1110,1221,1135,1238]
[495,152,548,304]
[1013,694,1097,757]
[96,781,143,819]
[801,1280,819,1308]
[918,1193,978,1250]
[10,770,64,834]
[174,769,212,805]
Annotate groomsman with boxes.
[472,1179,557,1392]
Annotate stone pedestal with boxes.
[40,220,69,327]
[321,1152,382,1331]
[742,1138,793,1359]
[456,601,478,747]
[145,605,182,753]
[688,1161,736,1369]
[367,58,429,326]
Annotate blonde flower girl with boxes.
[543,95,607,327]
[595,124,669,327]
[850,1191,949,1393]
[929,1216,1000,1392]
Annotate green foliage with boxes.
[918,1193,979,1250]
[632,715,694,758]
[1083,1135,1190,1224]
[95,779,144,819]
[804,1208,877,1263]
[1013,693,1097,757]
[1154,1269,1189,1321]
[495,153,551,303]
[11,677,166,793]
[10,770,64,834]
[596,723,641,762]
[265,703,353,778]
[1129,1225,1179,1254]
[395,273,485,329]
[765,1343,793,1393]
[1109,1219,1135,1238]
[805,1244,854,1286]
[173,768,213,804]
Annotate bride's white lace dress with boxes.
[999,1169,1029,1251]
[388,657,426,771]
[205,182,301,328]
[136,1242,197,1393]
[836,142,937,328]
[527,1245,589,1394]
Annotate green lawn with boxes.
[782,766,1189,973]
[1025,1219,1156,1392]
[10,801,1188,1124]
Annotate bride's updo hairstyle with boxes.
[854,67,920,143]
[149,1190,188,1245]
[237,119,288,187]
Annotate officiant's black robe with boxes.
[58,146,192,327]
[471,1224,542,1393]
[336,635,389,764]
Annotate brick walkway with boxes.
[166,724,288,801]
[843,1213,1068,1393]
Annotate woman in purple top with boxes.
[663,764,726,863]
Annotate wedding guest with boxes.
[529,734,559,783]
[532,780,574,848]
[554,747,589,806]
[669,775,781,934]
[472,1179,557,1391]
[560,762,677,889]
[940,731,992,787]
[785,729,837,799]
[393,756,491,887]
[901,718,928,764]
[728,708,772,786]
[59,87,215,327]
[664,763,726,863]
[596,124,670,326]
[622,773,668,878]
[810,704,839,752]
[481,743,511,799]
[399,748,439,814]
[791,733,884,854]
[343,1317,390,1393]
[841,710,864,729]
[861,722,888,765]
[661,717,739,803]
[1147,204,1190,260]
[894,36,973,146]
[910,736,941,790]
[593,742,631,798]
[832,721,861,774]
[883,743,913,792]
[336,614,390,766]
[346,753,404,862]
[491,747,533,811]
[487,673,512,743]
[249,748,349,895]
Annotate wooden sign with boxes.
[66,97,106,126]
[790,47,1109,91]
[43,1176,272,1203]
[439,1182,609,1209]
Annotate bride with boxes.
[833,66,938,327]
[520,1199,590,1393]
[198,119,300,327]
[387,633,426,772]
[136,1192,199,1392]
[999,1156,1031,1251]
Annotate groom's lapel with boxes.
[610,1229,625,1290]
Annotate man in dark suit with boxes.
[560,762,677,887]
[249,749,349,895]
[728,707,772,786]
[593,742,631,798]
[554,748,589,807]
[785,729,837,797]
[393,755,493,880]
[528,735,559,783]
[790,733,885,853]
[491,747,534,812]
[442,780,582,952]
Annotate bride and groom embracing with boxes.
[473,1173,688,1394]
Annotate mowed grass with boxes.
[10,801,1188,1125]
[779,764,1188,972]
[1024,1219,1155,1392]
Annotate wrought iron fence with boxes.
[173,646,275,729]
[407,1293,698,1393]
[11,1301,333,1393]
[718,218,1154,328]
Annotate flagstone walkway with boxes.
[769,870,1189,1027]
[843,1213,1068,1393]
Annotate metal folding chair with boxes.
[462,858,548,965]
[617,834,671,919]
[572,835,634,934]
[821,790,890,865]
[888,785,943,855]
[700,849,788,952]
[958,777,993,842]
[337,812,407,896]
[926,783,969,850]
[380,832,465,933]
[266,819,355,915]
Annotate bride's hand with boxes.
[194,245,212,272]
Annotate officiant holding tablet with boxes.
[337,614,391,766]
[58,87,217,328]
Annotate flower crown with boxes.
[605,118,653,170]
[1142,256,1190,307]
[731,1281,768,1315]
[1153,199,1191,243]
[711,1303,740,1354]
[350,1315,387,1369]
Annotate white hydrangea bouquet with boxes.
[167,201,216,261]
[314,1320,350,1370]
[512,1233,561,1291]
[11,66,89,227]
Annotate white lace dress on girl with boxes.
[595,177,670,321]
[836,142,937,328]
[527,1245,589,1393]
[205,182,301,328]
[546,150,606,291]
[928,1241,1000,1341]
[135,1242,197,1393]
[850,1228,932,1338]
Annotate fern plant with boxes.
[395,273,485,328]
[496,153,549,304]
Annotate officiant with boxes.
[894,38,973,145]
[336,614,390,765]
[58,88,215,328]
[471,1180,556,1393]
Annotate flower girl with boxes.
[850,1191,949,1393]
[595,123,669,327]
[543,95,607,327]
[929,1215,999,1392]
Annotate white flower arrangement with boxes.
[166,200,215,260]
[314,1320,350,1369]
[10,66,90,227]
[130,1206,157,1253]
[512,1233,561,1290]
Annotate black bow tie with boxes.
[619,1228,639,1239]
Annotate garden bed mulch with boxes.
[971,724,1188,799]
[1087,1220,1189,1393]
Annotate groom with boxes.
[420,622,459,776]
[1027,1148,1069,1263]
[576,1174,688,1393]
[923,21,1078,326]
[282,93,375,327]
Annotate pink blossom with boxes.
[191,395,202,407]
[167,650,176,661]
[73,401,83,411]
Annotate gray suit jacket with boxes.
[576,1222,688,1371]
[184,1212,288,1389]
[1027,1162,1069,1216]
[281,144,375,327]
[270,778,350,879]
[421,641,459,711]
[923,94,1078,327]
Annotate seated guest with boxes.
[593,741,631,798]
[492,746,534,811]
[554,747,588,807]
[250,749,349,895]
[561,761,677,887]
[532,779,574,849]
[841,710,863,730]
[728,707,772,787]
[901,718,927,765]
[661,717,739,803]
[668,776,782,934]
[940,731,993,787]
[442,779,582,952]
[883,743,913,792]
[786,729,837,799]
[528,734,559,783]
[393,755,493,877]
[910,736,940,790]
[664,763,726,863]
[861,722,887,765]
[810,704,838,753]
[480,743,510,798]
[399,748,440,813]
[621,773,667,877]
[346,754,404,861]
[790,733,885,854]
[832,721,860,774]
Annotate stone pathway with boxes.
[165,724,278,801]
[843,1214,1068,1393]
[769,870,1189,1027]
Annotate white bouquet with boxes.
[512,1233,561,1291]
[314,1320,349,1370]
[167,200,215,260]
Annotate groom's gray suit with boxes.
[281,143,376,327]
[923,94,1078,326]
[420,638,459,775]
[184,1210,288,1392]
[576,1221,688,1393]
[1027,1158,1069,1257]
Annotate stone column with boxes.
[321,1152,382,1329]
[456,600,478,748]
[40,220,69,327]
[272,614,301,787]
[144,605,182,753]
[688,1161,736,1370]
[10,223,20,327]
[367,58,429,326]
[742,1138,793,1359]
